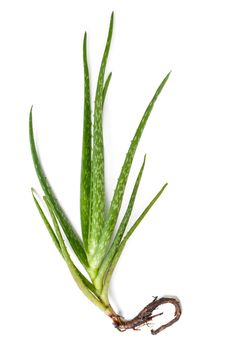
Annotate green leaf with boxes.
[91,72,171,269]
[80,32,92,251]
[32,189,97,295]
[44,196,107,310]
[100,182,168,304]
[29,108,88,268]
[88,13,114,257]
[94,155,146,291]
[31,188,62,255]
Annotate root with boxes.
[109,296,181,335]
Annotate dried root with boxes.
[109,296,181,335]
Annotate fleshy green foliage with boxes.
[80,32,92,252]
[29,108,88,268]
[88,13,114,258]
[30,12,170,311]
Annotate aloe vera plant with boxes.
[30,12,181,335]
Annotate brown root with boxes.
[109,296,181,335]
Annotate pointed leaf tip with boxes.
[83,32,87,43]
[109,12,114,28]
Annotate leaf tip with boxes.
[29,105,33,121]
[31,187,35,194]
[29,106,34,132]
[110,11,114,26]
[164,71,172,85]
[165,71,172,82]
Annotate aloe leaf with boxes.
[100,183,168,303]
[80,32,92,251]
[103,72,112,106]
[33,189,96,295]
[31,189,62,255]
[43,196,107,310]
[94,155,146,290]
[86,70,111,255]
[92,72,171,269]
[88,13,114,256]
[29,108,88,267]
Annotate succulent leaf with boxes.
[88,13,114,257]
[101,183,168,303]
[94,155,146,290]
[31,189,62,255]
[91,72,171,269]
[29,108,88,267]
[33,190,98,296]
[80,32,92,251]
[44,196,107,310]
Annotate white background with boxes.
[1,0,234,349]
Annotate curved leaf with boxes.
[31,188,62,255]
[101,183,168,303]
[29,108,88,267]
[44,196,107,310]
[91,72,171,269]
